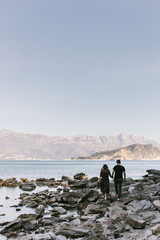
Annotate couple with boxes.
[98,160,126,201]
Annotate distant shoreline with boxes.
[0,159,160,161]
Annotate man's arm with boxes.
[123,171,126,182]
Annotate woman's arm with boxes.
[112,169,115,178]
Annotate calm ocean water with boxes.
[0,159,159,180]
[0,160,160,239]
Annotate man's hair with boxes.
[116,159,121,164]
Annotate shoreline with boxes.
[0,169,160,239]
[0,159,160,161]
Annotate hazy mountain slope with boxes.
[82,144,160,160]
[0,129,159,159]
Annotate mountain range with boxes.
[0,129,160,160]
[79,144,160,160]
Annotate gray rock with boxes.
[35,204,45,215]
[128,199,155,212]
[70,181,88,189]
[26,201,38,208]
[78,189,99,203]
[109,206,128,223]
[57,225,90,238]
[51,206,67,215]
[23,220,38,230]
[151,223,160,235]
[84,203,107,215]
[19,183,36,191]
[74,173,88,180]
[153,200,160,211]
[147,169,160,175]
[126,214,146,229]
[0,220,22,233]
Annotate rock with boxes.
[20,178,30,183]
[139,211,160,224]
[151,223,160,235]
[35,205,45,215]
[126,214,146,229]
[128,200,156,212]
[40,218,53,226]
[70,181,88,189]
[16,208,21,211]
[32,232,58,240]
[127,183,143,194]
[74,173,88,180]
[26,201,38,208]
[57,225,90,238]
[61,176,75,182]
[147,169,160,175]
[48,197,57,205]
[84,203,107,215]
[19,183,36,191]
[61,181,68,187]
[0,220,22,233]
[17,213,37,221]
[109,206,128,223]
[79,189,99,203]
[153,200,160,211]
[60,191,82,204]
[3,178,19,187]
[0,179,4,187]
[51,206,67,216]
[89,176,98,183]
[23,220,38,230]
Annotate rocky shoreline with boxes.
[0,170,160,240]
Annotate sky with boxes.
[0,0,160,142]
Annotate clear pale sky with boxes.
[0,0,160,142]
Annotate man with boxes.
[112,159,126,201]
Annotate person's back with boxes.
[113,164,125,179]
[98,164,112,200]
[112,160,126,201]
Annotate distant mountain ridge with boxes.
[80,144,160,160]
[0,129,159,160]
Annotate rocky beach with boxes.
[0,170,160,240]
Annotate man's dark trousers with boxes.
[114,178,123,198]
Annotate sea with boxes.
[0,159,159,239]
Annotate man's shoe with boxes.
[117,198,120,201]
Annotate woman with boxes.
[98,164,112,200]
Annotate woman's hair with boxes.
[103,164,108,170]
[101,164,109,174]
